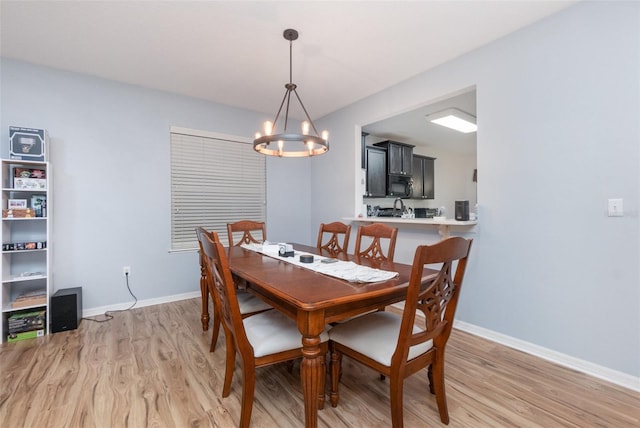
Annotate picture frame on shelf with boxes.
[9,126,48,162]
[8,199,27,209]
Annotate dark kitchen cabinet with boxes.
[364,146,387,197]
[412,155,435,199]
[374,140,414,176]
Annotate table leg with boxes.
[301,334,324,428]
[299,312,326,428]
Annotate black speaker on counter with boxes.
[51,287,82,333]
[455,200,470,221]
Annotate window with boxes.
[170,127,266,251]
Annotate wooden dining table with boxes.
[226,243,437,428]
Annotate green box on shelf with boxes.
[7,329,44,343]
[8,309,46,334]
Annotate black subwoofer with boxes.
[51,287,82,333]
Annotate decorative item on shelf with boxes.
[2,241,46,251]
[2,208,35,218]
[8,199,27,209]
[30,195,47,217]
[13,167,46,190]
[9,126,48,161]
[253,28,329,158]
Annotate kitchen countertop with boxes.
[343,216,477,238]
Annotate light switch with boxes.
[608,198,623,217]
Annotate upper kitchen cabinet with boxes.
[412,155,435,199]
[364,146,387,197]
[373,140,414,176]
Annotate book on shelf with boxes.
[11,291,47,309]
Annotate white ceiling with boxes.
[364,87,477,155]
[1,0,576,122]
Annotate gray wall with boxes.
[312,1,639,378]
[0,60,312,310]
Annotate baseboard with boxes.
[82,291,201,318]
[454,320,640,393]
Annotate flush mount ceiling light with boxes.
[253,29,329,157]
[426,108,477,133]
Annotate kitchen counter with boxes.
[343,216,477,238]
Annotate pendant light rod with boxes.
[289,30,294,84]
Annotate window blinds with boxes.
[170,128,266,251]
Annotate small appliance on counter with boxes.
[414,208,439,218]
[375,207,402,217]
[455,200,470,221]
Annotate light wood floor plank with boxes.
[1,298,638,427]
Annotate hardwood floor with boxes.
[1,298,638,427]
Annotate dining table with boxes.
[226,242,437,428]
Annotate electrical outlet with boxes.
[608,199,623,217]
[123,266,131,276]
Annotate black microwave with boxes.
[388,176,412,198]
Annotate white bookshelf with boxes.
[0,159,51,343]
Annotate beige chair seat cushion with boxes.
[244,310,329,358]
[329,311,432,366]
[237,291,272,314]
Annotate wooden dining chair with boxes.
[226,220,267,292]
[227,220,266,246]
[354,222,398,263]
[195,227,271,352]
[328,237,473,427]
[200,231,329,428]
[316,221,352,257]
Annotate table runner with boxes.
[240,243,399,283]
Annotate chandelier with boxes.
[253,29,329,157]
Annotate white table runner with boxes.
[241,243,399,283]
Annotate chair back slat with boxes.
[227,220,266,247]
[354,223,398,262]
[317,222,351,256]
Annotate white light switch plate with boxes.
[608,198,623,217]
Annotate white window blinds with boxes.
[170,127,266,251]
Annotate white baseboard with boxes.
[82,291,201,318]
[454,320,640,393]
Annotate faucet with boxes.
[393,197,405,217]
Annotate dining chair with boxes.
[316,221,352,257]
[227,220,267,292]
[354,222,398,263]
[328,236,473,427]
[227,220,267,247]
[195,227,271,352]
[200,231,329,428]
